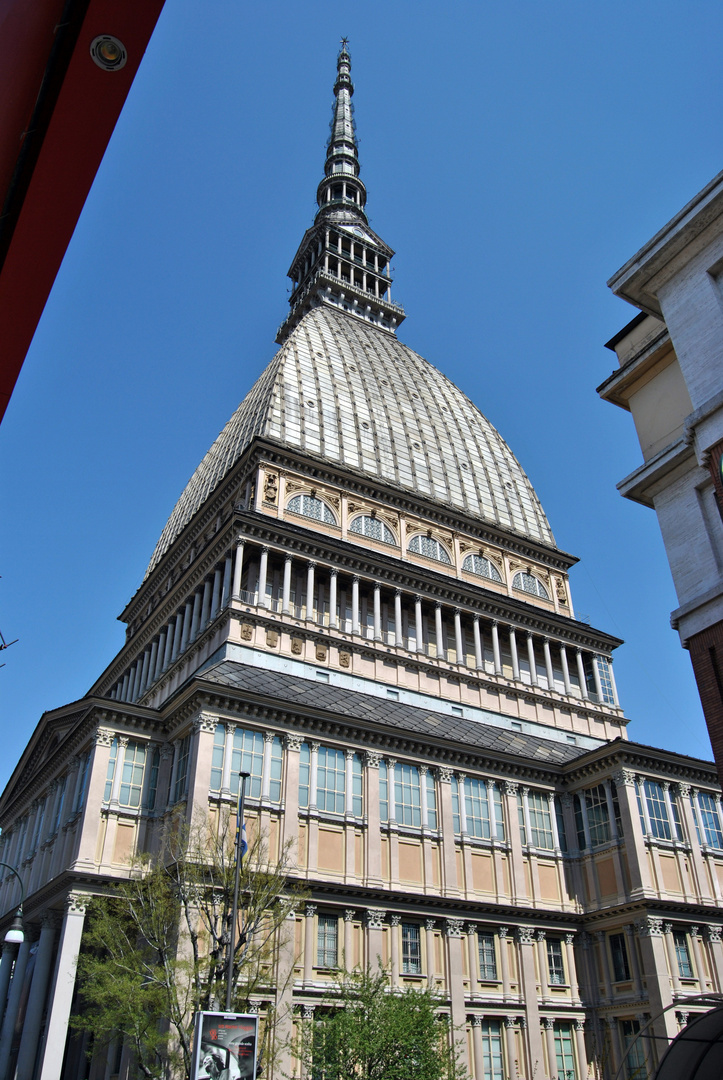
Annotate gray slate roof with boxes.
[199,658,586,766]
[146,306,554,578]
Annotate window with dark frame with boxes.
[547,939,565,985]
[478,932,497,981]
[402,923,422,974]
[317,915,338,969]
[610,932,631,982]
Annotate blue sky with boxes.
[2,0,722,789]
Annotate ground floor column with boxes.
[38,893,87,1080]
[0,936,31,1077]
[16,914,57,1080]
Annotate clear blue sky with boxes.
[2,0,722,790]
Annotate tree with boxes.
[73,808,304,1079]
[296,968,469,1080]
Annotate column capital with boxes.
[389,914,402,927]
[364,750,381,769]
[536,929,546,942]
[345,748,355,761]
[309,740,321,753]
[663,922,674,935]
[466,923,477,937]
[564,932,576,946]
[516,926,535,945]
[636,916,663,937]
[678,782,691,797]
[504,1015,518,1028]
[301,1004,315,1020]
[304,904,317,919]
[329,566,338,577]
[95,726,115,747]
[344,909,355,923]
[264,731,275,744]
[425,918,436,931]
[365,908,386,929]
[385,757,397,771]
[574,1017,586,1032]
[66,892,88,915]
[418,763,428,777]
[192,711,218,735]
[504,780,518,796]
[283,733,302,752]
[437,765,453,783]
[544,1017,555,1030]
[611,767,636,787]
[117,735,129,749]
[445,919,464,938]
[497,926,508,939]
[706,924,723,943]
[470,1014,482,1028]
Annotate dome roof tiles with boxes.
[146,306,554,578]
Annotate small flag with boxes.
[239,821,248,857]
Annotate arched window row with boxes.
[287,493,337,525]
[462,553,503,583]
[407,533,452,564]
[349,514,396,545]
[512,571,550,600]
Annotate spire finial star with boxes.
[340,36,349,49]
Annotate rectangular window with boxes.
[697,791,723,848]
[425,771,438,830]
[352,754,363,817]
[478,933,497,981]
[394,763,421,827]
[379,759,388,822]
[528,791,554,849]
[574,793,586,850]
[480,1020,504,1080]
[610,933,631,982]
[230,728,264,799]
[75,753,90,813]
[553,1022,576,1078]
[147,748,161,811]
[547,940,565,985]
[173,735,191,803]
[119,742,147,808]
[620,1018,647,1079]
[585,785,611,847]
[464,778,503,840]
[300,742,310,808]
[643,780,671,841]
[210,723,225,791]
[317,747,345,814]
[674,931,693,978]
[402,923,421,974]
[596,656,616,705]
[104,739,118,802]
[555,796,568,852]
[317,915,338,968]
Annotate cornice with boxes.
[561,739,718,789]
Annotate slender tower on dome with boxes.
[276,42,405,343]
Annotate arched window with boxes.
[512,571,549,599]
[349,515,396,545]
[287,493,336,525]
[408,534,452,565]
[462,553,503,583]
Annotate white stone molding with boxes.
[390,914,402,927]
[437,765,453,783]
[193,711,218,734]
[304,904,317,919]
[284,733,303,752]
[611,768,636,787]
[365,908,386,929]
[95,727,115,747]
[445,919,464,938]
[364,750,381,769]
[344,909,355,923]
[66,892,88,915]
[516,926,535,945]
[637,916,663,937]
[425,918,436,931]
[706,925,722,943]
[504,780,518,796]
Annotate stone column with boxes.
[596,932,613,1001]
[16,915,57,1080]
[351,576,360,634]
[467,925,479,995]
[504,1016,518,1080]
[425,919,436,989]
[491,621,502,675]
[636,916,678,1043]
[592,654,604,702]
[678,783,711,901]
[689,926,707,991]
[543,638,555,690]
[0,936,31,1077]
[185,714,217,822]
[306,561,316,621]
[576,649,589,699]
[625,923,644,998]
[309,742,319,811]
[636,776,653,838]
[705,925,723,991]
[394,589,402,646]
[458,774,468,836]
[210,566,223,619]
[438,766,459,894]
[473,617,483,670]
[257,547,269,608]
[471,1015,484,1079]
[221,722,236,795]
[38,894,87,1080]
[560,645,573,696]
[498,926,511,1000]
[503,781,526,902]
[536,930,550,1002]
[0,943,15,1021]
[281,555,293,615]
[516,927,544,1070]
[415,595,423,653]
[454,609,464,665]
[328,568,338,628]
[344,749,355,818]
[386,759,398,823]
[544,1018,556,1079]
[549,792,561,853]
[574,1018,587,1079]
[262,732,274,802]
[435,603,444,659]
[281,734,301,859]
[521,788,533,848]
[73,728,115,870]
[365,908,386,971]
[611,768,652,895]
[565,933,580,1004]
[526,633,538,686]
[373,583,382,640]
[389,914,400,986]
[303,904,316,983]
[663,923,682,992]
[509,628,520,681]
[221,555,232,607]
[109,736,128,807]
[190,590,202,641]
[445,919,466,1036]
[200,576,213,627]
[343,909,355,968]
[419,765,429,830]
[364,752,382,885]
[231,536,245,597]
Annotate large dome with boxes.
[146,306,554,577]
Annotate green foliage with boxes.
[296,968,469,1080]
[73,809,303,1078]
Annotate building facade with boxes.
[599,173,723,777]
[1,46,723,1080]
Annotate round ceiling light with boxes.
[90,35,127,71]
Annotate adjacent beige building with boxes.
[1,46,722,1080]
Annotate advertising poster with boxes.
[191,1011,259,1080]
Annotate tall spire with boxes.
[276,43,404,344]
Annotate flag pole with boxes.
[226,770,250,1012]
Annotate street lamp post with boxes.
[0,863,26,944]
[226,771,250,1012]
